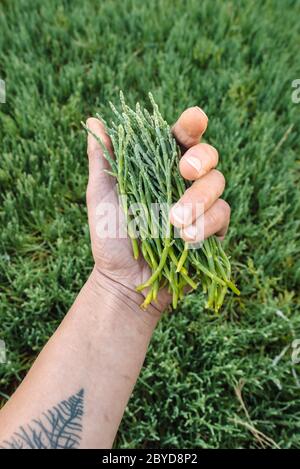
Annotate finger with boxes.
[86,117,115,205]
[179,143,219,181]
[170,169,225,228]
[86,117,113,173]
[181,199,231,243]
[172,106,208,150]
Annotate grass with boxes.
[0,0,300,449]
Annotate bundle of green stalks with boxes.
[86,92,239,311]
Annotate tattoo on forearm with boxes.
[0,389,84,449]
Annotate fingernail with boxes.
[87,133,99,154]
[183,224,198,241]
[196,106,208,121]
[185,155,202,176]
[171,203,192,226]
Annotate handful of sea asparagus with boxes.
[87,93,239,311]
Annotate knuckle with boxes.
[200,192,209,208]
[184,187,195,204]
[205,199,231,233]
[212,169,226,190]
[205,208,218,228]
[202,143,219,165]
[218,198,231,216]
[191,184,208,207]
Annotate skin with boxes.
[0,106,230,449]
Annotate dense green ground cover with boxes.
[0,0,299,448]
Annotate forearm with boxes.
[0,268,161,449]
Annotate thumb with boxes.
[85,117,116,206]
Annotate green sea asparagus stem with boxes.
[176,242,189,273]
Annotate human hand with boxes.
[85,106,230,314]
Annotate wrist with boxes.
[84,267,163,330]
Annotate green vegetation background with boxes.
[0,0,300,448]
